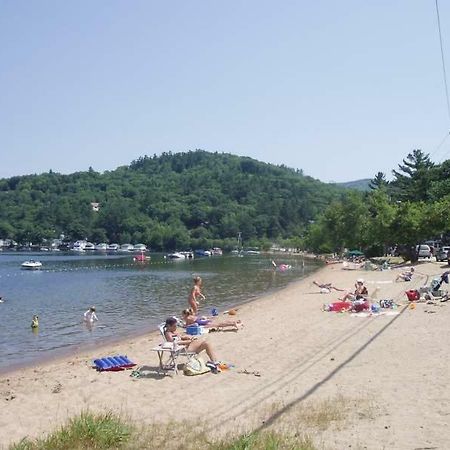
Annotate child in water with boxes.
[31,315,39,328]
[188,276,205,315]
[83,306,98,323]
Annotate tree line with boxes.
[0,150,344,251]
[305,149,450,260]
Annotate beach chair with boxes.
[151,322,195,375]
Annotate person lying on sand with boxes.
[181,308,242,331]
[395,267,415,282]
[313,281,345,292]
[164,317,220,369]
[339,279,369,301]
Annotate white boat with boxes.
[21,260,43,270]
[211,247,223,256]
[95,243,108,251]
[244,249,260,255]
[71,240,87,252]
[120,244,134,252]
[107,243,119,251]
[168,252,186,259]
[84,242,95,251]
[180,251,194,259]
[133,244,147,252]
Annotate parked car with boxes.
[416,244,432,258]
[436,246,450,262]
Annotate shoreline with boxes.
[0,261,323,377]
[2,261,449,449]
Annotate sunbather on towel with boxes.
[395,267,415,282]
[181,308,241,330]
[339,279,368,301]
[164,317,220,366]
[313,281,345,292]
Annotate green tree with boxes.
[391,149,434,201]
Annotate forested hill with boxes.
[335,179,371,192]
[0,151,344,250]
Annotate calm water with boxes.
[0,252,320,370]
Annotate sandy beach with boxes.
[1,261,450,449]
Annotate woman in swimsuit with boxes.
[188,276,205,314]
[163,317,219,366]
[181,309,241,330]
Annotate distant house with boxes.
[91,202,100,212]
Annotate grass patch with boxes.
[212,432,316,450]
[9,413,318,450]
[10,411,132,450]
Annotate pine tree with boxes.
[390,149,434,201]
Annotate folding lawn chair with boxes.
[151,322,195,375]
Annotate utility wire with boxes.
[429,130,450,161]
[435,0,450,124]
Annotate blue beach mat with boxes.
[93,355,136,371]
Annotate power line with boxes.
[435,0,450,124]
[429,130,450,161]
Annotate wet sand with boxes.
[1,261,449,449]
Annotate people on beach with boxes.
[83,306,98,323]
[181,308,242,331]
[395,267,415,282]
[31,315,39,328]
[164,317,219,366]
[313,281,345,293]
[188,276,205,314]
[339,279,369,301]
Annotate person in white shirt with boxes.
[84,306,98,323]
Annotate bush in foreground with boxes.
[10,412,316,450]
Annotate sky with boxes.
[1,0,450,183]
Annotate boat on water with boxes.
[95,243,108,251]
[168,252,185,259]
[133,252,151,262]
[120,244,134,252]
[106,243,119,251]
[244,249,260,255]
[71,240,87,252]
[84,242,95,251]
[133,244,147,252]
[194,249,211,257]
[211,247,223,256]
[168,251,193,259]
[21,260,43,270]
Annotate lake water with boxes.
[0,252,321,371]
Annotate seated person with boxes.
[340,279,369,301]
[395,267,415,282]
[313,281,345,293]
[163,317,220,367]
[181,308,242,330]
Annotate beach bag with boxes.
[405,290,420,301]
[183,355,210,376]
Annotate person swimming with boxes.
[31,315,39,328]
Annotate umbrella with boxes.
[347,250,364,257]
